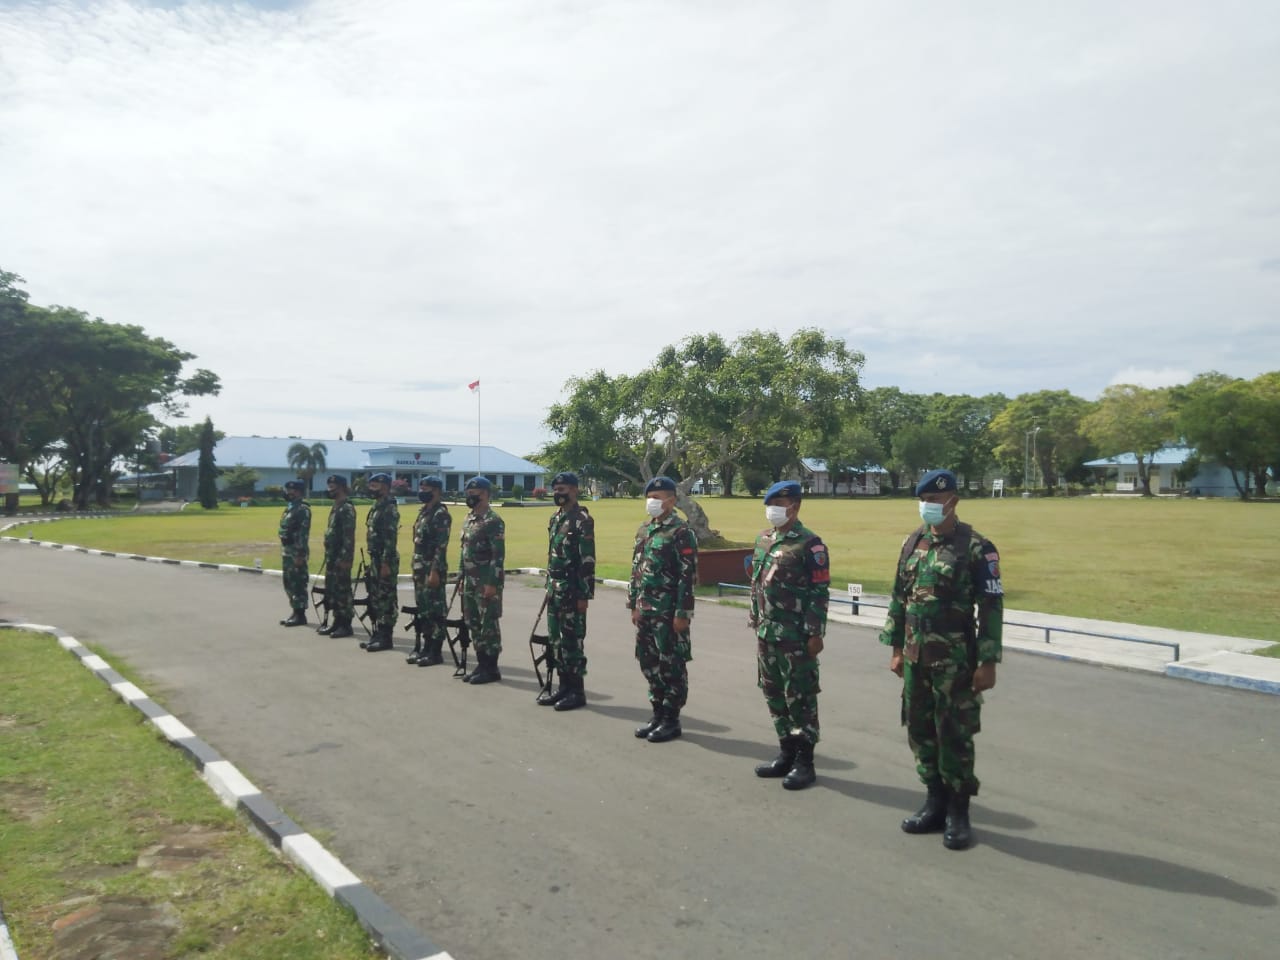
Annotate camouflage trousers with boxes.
[547,595,588,677]
[462,584,503,656]
[324,561,354,622]
[367,557,400,631]
[757,637,821,745]
[412,576,448,648]
[281,552,309,611]
[634,615,691,713]
[903,659,983,796]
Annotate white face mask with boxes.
[645,497,666,518]
[765,505,790,527]
[919,500,946,526]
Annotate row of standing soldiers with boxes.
[277,467,1003,849]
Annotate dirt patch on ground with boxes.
[0,781,48,822]
[136,823,231,875]
[44,825,231,959]
[51,895,180,960]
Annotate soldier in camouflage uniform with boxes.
[748,480,829,790]
[627,476,697,743]
[539,471,595,711]
[459,476,505,685]
[317,474,357,639]
[361,472,401,652]
[406,475,451,667]
[880,468,1003,850]
[278,479,311,627]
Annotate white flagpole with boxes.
[476,383,481,475]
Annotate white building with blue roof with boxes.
[1082,445,1241,496]
[166,436,546,499]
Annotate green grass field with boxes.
[0,628,380,960]
[4,496,1277,641]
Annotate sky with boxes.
[2,0,1278,458]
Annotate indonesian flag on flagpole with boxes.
[468,379,480,392]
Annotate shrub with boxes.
[532,487,547,500]
[511,484,524,501]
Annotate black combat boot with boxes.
[316,621,334,636]
[468,653,502,685]
[943,792,973,850]
[280,610,307,627]
[553,674,587,712]
[754,737,800,778]
[782,740,816,790]
[364,627,393,652]
[405,639,422,664]
[328,619,353,639]
[536,671,568,706]
[416,637,444,667]
[901,780,949,834]
[634,707,662,739]
[646,708,682,743]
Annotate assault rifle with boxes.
[351,549,373,639]
[443,576,470,678]
[528,593,552,702]
[310,558,329,629]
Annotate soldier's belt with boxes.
[906,612,971,634]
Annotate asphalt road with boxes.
[3,542,1277,960]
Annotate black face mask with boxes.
[553,491,570,506]
[418,491,435,504]
[465,494,482,508]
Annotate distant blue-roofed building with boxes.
[799,458,888,496]
[166,436,546,500]
[1082,445,1241,496]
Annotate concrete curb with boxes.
[0,622,455,960]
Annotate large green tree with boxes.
[543,329,864,542]
[987,390,1095,494]
[924,392,1008,490]
[861,387,927,491]
[1177,371,1280,499]
[1081,384,1178,496]
[807,420,885,496]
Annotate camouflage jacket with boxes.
[627,513,697,619]
[879,521,1003,666]
[412,503,452,578]
[365,495,400,566]
[323,500,356,564]
[545,504,596,601]
[460,507,505,589]
[278,500,311,555]
[749,519,830,641]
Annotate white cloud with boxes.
[2,0,1277,454]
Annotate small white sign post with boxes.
[847,582,862,615]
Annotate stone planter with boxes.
[696,547,752,586]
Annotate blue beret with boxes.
[644,476,677,495]
[284,479,306,492]
[465,476,491,491]
[763,480,802,504]
[551,471,579,487]
[915,469,958,496]
[368,472,392,484]
[326,474,348,487]
[419,475,443,489]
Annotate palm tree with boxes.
[287,441,328,489]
